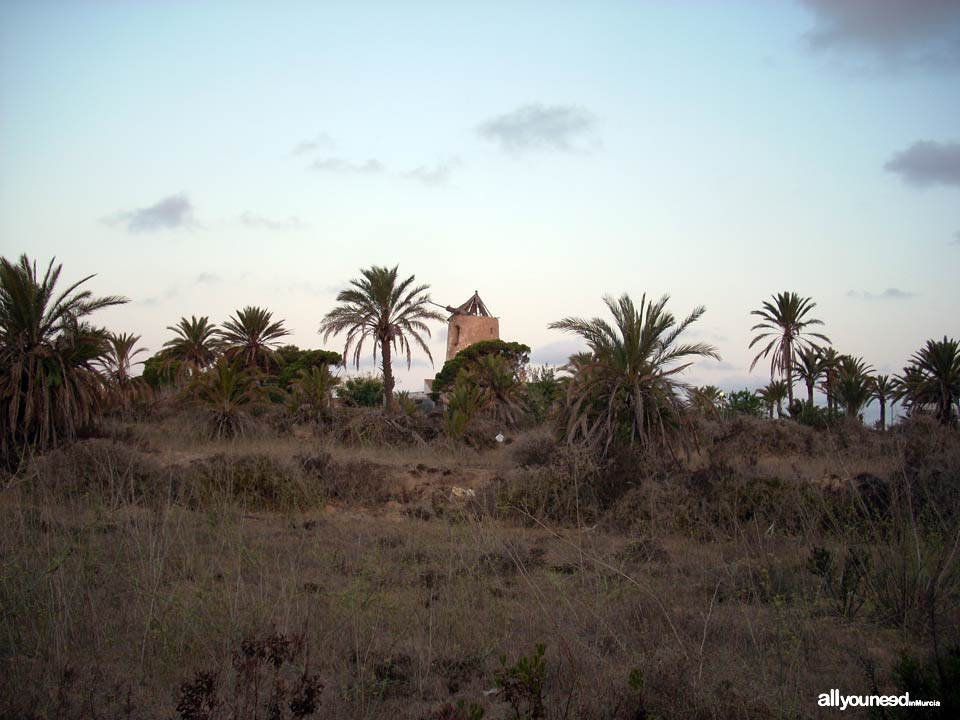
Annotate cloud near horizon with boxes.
[103,194,196,233]
[478,103,596,153]
[291,132,336,156]
[847,288,918,301]
[799,0,960,67]
[884,141,960,187]
[309,157,384,174]
[403,159,461,187]
[239,212,308,231]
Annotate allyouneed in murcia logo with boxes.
[818,690,941,710]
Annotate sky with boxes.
[1,0,958,421]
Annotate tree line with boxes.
[1,254,957,463]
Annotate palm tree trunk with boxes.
[807,380,814,405]
[784,336,794,406]
[879,399,886,431]
[381,337,395,412]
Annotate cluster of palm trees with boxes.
[737,292,958,430]
[0,255,446,455]
[0,255,128,457]
[2,252,958,461]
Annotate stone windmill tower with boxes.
[442,291,499,361]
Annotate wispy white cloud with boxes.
[309,157,384,174]
[239,212,308,231]
[103,193,196,233]
[292,132,336,156]
[847,288,918,300]
[403,159,461,187]
[478,104,596,153]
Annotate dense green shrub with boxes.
[337,375,385,408]
[724,388,766,418]
[273,345,342,389]
[430,340,530,400]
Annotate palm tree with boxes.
[686,385,725,417]
[831,355,875,419]
[319,265,444,412]
[218,306,291,371]
[759,380,788,418]
[749,292,830,407]
[162,315,220,379]
[189,355,265,439]
[99,332,151,412]
[0,254,126,457]
[548,293,719,454]
[897,337,960,427]
[818,347,841,413]
[872,374,894,431]
[794,346,827,406]
[473,353,526,426]
[289,365,340,423]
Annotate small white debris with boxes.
[495,432,505,443]
[450,486,476,500]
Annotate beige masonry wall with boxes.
[445,315,500,361]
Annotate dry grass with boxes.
[1,411,958,718]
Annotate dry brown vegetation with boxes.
[2,409,959,719]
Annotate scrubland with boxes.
[2,409,958,719]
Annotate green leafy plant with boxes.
[190,356,266,439]
[0,254,126,458]
[806,545,870,619]
[442,377,485,439]
[895,337,960,427]
[273,346,342,389]
[524,365,563,424]
[687,384,725,417]
[724,389,766,419]
[337,375,385,408]
[495,644,546,720]
[162,315,221,380]
[99,331,151,414]
[431,339,530,399]
[218,306,291,371]
[549,293,719,455]
[289,365,340,422]
[758,380,788,418]
[831,355,875,420]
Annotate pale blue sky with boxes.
[2,1,958,418]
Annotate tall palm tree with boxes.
[818,347,841,413]
[549,293,719,454]
[872,374,894,431]
[794,346,827,406]
[832,355,875,419]
[99,331,151,412]
[759,380,788,418]
[0,254,126,456]
[749,292,830,407]
[218,306,291,371]
[319,265,444,411]
[892,365,927,418]
[162,316,220,379]
[898,337,960,427]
